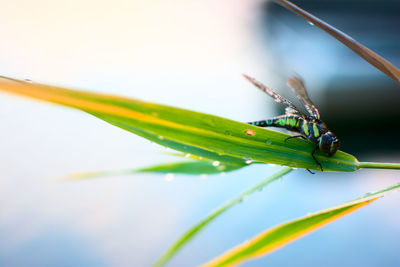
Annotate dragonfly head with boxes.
[319,131,340,156]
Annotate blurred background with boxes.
[0,0,399,266]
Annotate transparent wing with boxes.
[287,76,320,120]
[243,74,304,117]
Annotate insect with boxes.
[244,74,340,171]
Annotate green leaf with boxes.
[154,167,293,267]
[274,0,400,84]
[201,182,400,267]
[70,160,245,180]
[0,75,358,171]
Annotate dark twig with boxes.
[273,0,400,84]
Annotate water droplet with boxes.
[307,21,315,26]
[165,173,174,181]
[158,136,164,140]
[217,165,226,171]
[24,79,33,83]
[265,139,272,145]
[243,158,253,164]
[244,129,255,136]
[185,153,191,158]
[212,161,220,167]
[224,130,231,136]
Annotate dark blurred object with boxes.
[259,0,400,157]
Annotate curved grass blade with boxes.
[0,75,358,171]
[201,182,400,267]
[70,160,245,180]
[273,0,400,84]
[154,167,293,267]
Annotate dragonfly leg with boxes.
[284,135,306,142]
[306,169,315,174]
[311,144,323,171]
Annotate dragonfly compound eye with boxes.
[319,132,340,156]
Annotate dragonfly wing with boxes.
[243,74,304,117]
[287,76,320,120]
[285,107,301,116]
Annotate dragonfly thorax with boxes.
[299,119,329,142]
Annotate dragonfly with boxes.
[243,74,340,171]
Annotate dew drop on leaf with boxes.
[185,153,191,158]
[307,21,315,26]
[243,158,253,164]
[212,161,220,167]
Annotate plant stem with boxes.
[358,162,400,170]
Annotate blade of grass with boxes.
[201,182,400,267]
[153,167,293,267]
[69,160,246,180]
[0,75,358,171]
[273,0,400,84]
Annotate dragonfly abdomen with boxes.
[249,115,303,131]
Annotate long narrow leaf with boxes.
[0,76,358,171]
[70,160,245,180]
[273,0,400,84]
[154,167,293,267]
[201,182,400,267]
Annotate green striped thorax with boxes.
[303,119,340,157]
